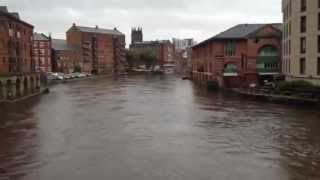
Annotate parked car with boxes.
[64,74,72,80]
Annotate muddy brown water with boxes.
[0,75,320,180]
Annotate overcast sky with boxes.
[3,0,282,45]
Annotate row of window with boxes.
[299,36,320,54]
[299,58,320,75]
[1,57,31,65]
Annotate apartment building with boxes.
[282,0,320,85]
[0,6,40,101]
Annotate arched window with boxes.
[257,46,279,74]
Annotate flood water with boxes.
[0,75,320,180]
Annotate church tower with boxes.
[131,27,143,44]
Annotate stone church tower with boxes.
[131,27,143,44]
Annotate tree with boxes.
[73,64,82,73]
[127,48,157,70]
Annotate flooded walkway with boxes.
[0,75,320,180]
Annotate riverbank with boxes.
[0,87,49,104]
[231,88,319,106]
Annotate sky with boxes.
[3,0,282,45]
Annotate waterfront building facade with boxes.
[192,24,282,88]
[130,28,175,72]
[0,6,40,101]
[51,39,82,74]
[172,38,195,75]
[172,38,195,51]
[282,0,320,85]
[130,40,175,72]
[33,33,52,73]
[66,24,127,75]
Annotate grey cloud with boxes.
[3,0,282,45]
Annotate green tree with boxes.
[127,48,157,70]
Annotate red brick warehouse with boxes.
[0,6,41,101]
[67,23,127,75]
[33,33,52,73]
[192,24,282,88]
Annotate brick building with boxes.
[51,39,82,74]
[130,41,175,72]
[130,28,175,72]
[0,6,40,101]
[33,33,52,73]
[192,24,282,88]
[66,24,127,75]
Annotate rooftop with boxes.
[73,24,124,36]
[34,33,50,41]
[51,39,80,51]
[194,23,282,48]
[0,6,33,28]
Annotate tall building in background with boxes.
[172,38,196,76]
[129,27,176,73]
[0,6,41,101]
[282,0,320,85]
[172,38,195,51]
[67,24,127,75]
[33,33,52,73]
[131,27,143,44]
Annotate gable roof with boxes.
[0,6,33,28]
[72,25,124,36]
[194,23,282,48]
[52,39,80,51]
[34,33,50,41]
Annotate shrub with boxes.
[207,80,220,91]
[277,80,317,93]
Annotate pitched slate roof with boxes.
[34,33,49,41]
[10,12,19,19]
[0,6,33,28]
[52,39,79,51]
[75,26,124,36]
[194,23,282,48]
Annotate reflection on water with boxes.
[0,75,320,180]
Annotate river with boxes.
[0,75,320,180]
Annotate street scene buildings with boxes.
[33,33,52,73]
[173,38,195,76]
[0,6,40,101]
[192,24,282,88]
[67,24,127,75]
[51,39,82,74]
[129,27,176,73]
[2,1,320,180]
[282,0,320,85]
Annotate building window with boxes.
[318,14,320,30]
[318,58,320,75]
[225,41,236,56]
[301,16,306,33]
[301,37,306,54]
[301,0,306,12]
[318,36,320,53]
[300,58,306,75]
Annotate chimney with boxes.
[114,27,117,31]
[95,25,99,29]
[72,23,76,27]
